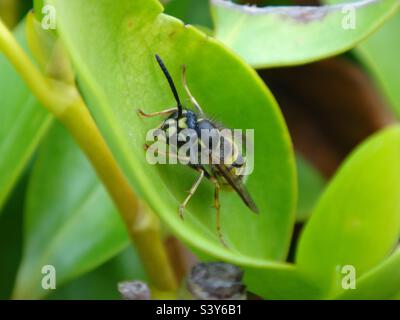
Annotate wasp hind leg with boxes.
[213,181,228,248]
[137,107,178,118]
[179,169,205,220]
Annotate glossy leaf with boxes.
[211,0,400,68]
[326,0,400,117]
[0,22,52,210]
[50,0,296,270]
[13,123,129,299]
[244,263,323,299]
[356,12,400,117]
[334,247,400,299]
[297,126,400,296]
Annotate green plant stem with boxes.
[61,100,178,293]
[0,18,177,294]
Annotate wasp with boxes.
[138,55,259,246]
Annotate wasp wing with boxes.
[213,163,259,214]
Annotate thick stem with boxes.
[0,18,177,293]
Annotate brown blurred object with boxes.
[293,0,320,5]
[165,236,198,283]
[182,262,246,300]
[259,57,395,177]
[238,0,320,5]
[118,280,151,300]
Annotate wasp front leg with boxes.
[137,107,178,118]
[179,169,205,220]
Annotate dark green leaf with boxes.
[0,173,28,299]
[164,0,213,28]
[0,22,52,210]
[48,247,146,300]
[296,155,325,222]
[13,123,129,299]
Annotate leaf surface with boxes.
[13,123,129,299]
[211,0,399,68]
[49,0,297,267]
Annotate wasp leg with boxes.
[137,107,178,118]
[179,169,204,220]
[189,164,211,179]
[213,181,228,247]
[182,65,204,115]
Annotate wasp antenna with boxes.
[155,54,182,117]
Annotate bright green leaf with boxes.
[346,2,400,117]
[326,0,400,117]
[0,22,52,210]
[211,0,399,68]
[244,263,323,299]
[244,156,324,299]
[49,0,296,271]
[334,247,400,299]
[13,123,129,299]
[349,12,400,117]
[296,126,400,296]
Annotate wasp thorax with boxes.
[151,108,246,171]
[159,109,198,146]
